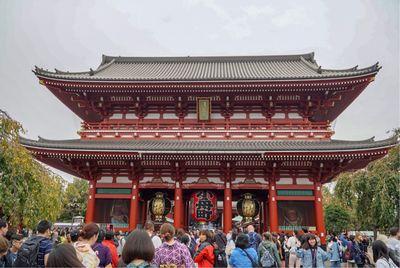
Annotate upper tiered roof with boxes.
[34,52,380,82]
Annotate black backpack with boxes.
[14,236,46,267]
[214,248,227,268]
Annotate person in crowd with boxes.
[151,223,193,268]
[362,234,370,253]
[180,234,194,258]
[120,230,156,268]
[352,232,369,268]
[387,227,400,262]
[283,233,292,268]
[258,232,281,268]
[0,235,9,266]
[247,225,262,251]
[272,232,283,261]
[115,231,126,257]
[372,240,398,268]
[5,234,23,267]
[144,222,162,249]
[47,243,85,267]
[286,230,301,268]
[229,233,258,268]
[213,230,228,268]
[103,231,119,268]
[194,229,215,268]
[296,233,330,268]
[377,234,400,268]
[70,229,80,243]
[225,229,237,268]
[327,234,343,268]
[92,229,112,268]
[74,223,100,268]
[14,220,54,268]
[0,219,8,238]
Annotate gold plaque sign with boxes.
[197,97,211,121]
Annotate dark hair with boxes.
[263,232,273,241]
[0,236,8,255]
[349,235,355,242]
[80,223,99,240]
[10,234,23,242]
[160,223,175,242]
[122,230,154,264]
[180,234,190,245]
[47,243,84,267]
[214,231,227,249]
[302,234,318,250]
[235,233,250,249]
[372,240,389,263]
[231,229,238,242]
[144,221,154,232]
[389,227,399,237]
[37,220,52,234]
[105,231,114,240]
[176,228,186,241]
[0,219,7,229]
[97,229,105,243]
[69,230,80,242]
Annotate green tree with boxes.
[58,178,89,222]
[324,203,353,234]
[333,144,400,234]
[0,110,64,228]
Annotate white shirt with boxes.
[152,235,163,249]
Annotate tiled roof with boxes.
[20,136,397,153]
[34,52,380,82]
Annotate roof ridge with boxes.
[100,52,316,64]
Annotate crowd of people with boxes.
[0,218,399,268]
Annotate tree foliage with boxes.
[58,178,88,222]
[0,111,64,228]
[325,144,400,232]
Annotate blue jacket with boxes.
[297,247,331,268]
[328,241,341,262]
[229,247,258,268]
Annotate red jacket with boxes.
[102,240,119,268]
[194,244,214,268]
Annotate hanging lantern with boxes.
[191,190,217,223]
[149,192,172,222]
[237,193,260,223]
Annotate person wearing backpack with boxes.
[14,220,54,268]
[213,230,228,268]
[247,225,262,251]
[258,232,281,268]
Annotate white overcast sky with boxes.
[0,0,399,182]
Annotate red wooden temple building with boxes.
[21,52,396,243]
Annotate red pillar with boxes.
[129,179,139,230]
[269,179,279,232]
[85,179,96,223]
[174,182,183,229]
[223,181,232,234]
[314,181,326,244]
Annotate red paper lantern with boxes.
[191,190,217,223]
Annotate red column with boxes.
[314,181,326,244]
[223,181,232,234]
[269,179,279,232]
[129,179,139,230]
[174,182,183,229]
[85,179,96,223]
